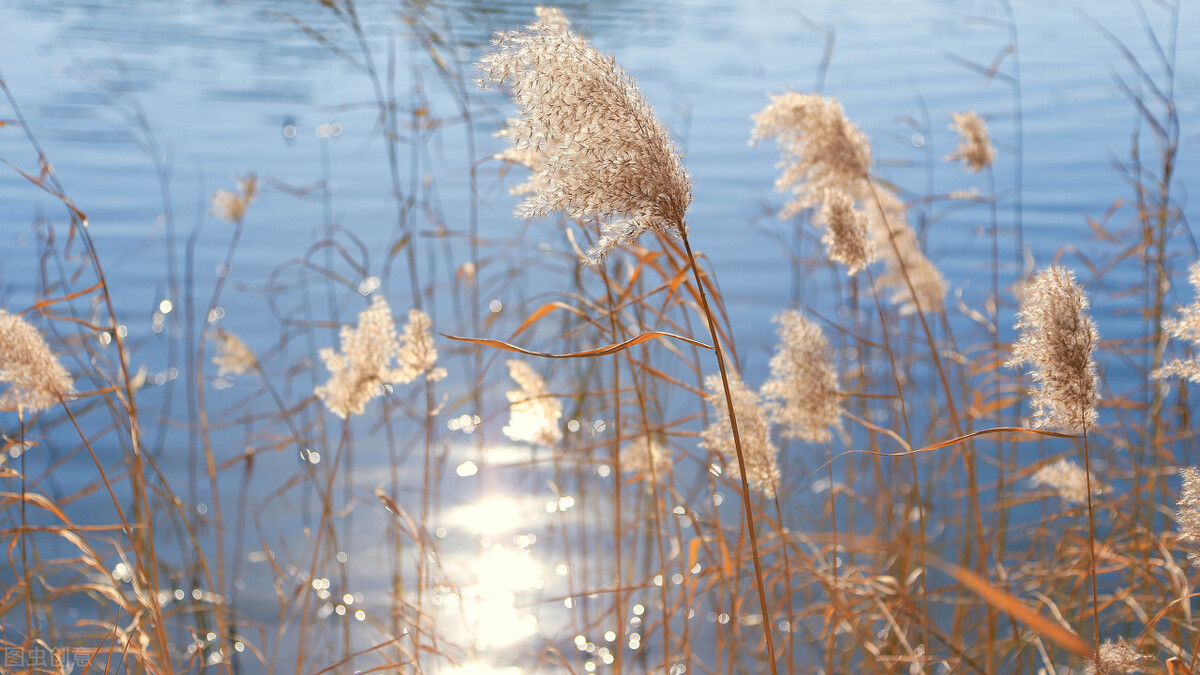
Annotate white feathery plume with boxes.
[752,93,945,314]
[210,173,258,223]
[315,296,447,419]
[1084,638,1151,675]
[700,372,779,498]
[946,111,995,172]
[478,6,692,264]
[1177,467,1200,567]
[0,310,74,414]
[394,309,446,384]
[1154,260,1200,382]
[211,327,257,377]
[750,91,872,219]
[760,309,842,443]
[1006,265,1100,433]
[816,188,874,276]
[622,437,671,489]
[1029,458,1104,506]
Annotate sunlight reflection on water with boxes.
[434,492,557,667]
[460,545,542,648]
[442,664,523,675]
[427,442,593,669]
[447,495,523,535]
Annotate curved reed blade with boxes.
[934,559,1091,659]
[440,330,711,359]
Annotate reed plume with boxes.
[761,309,843,443]
[315,296,405,418]
[622,437,671,488]
[861,184,947,315]
[1007,265,1100,432]
[1086,639,1151,675]
[816,188,874,275]
[750,91,872,219]
[528,5,570,32]
[1176,467,1200,566]
[1154,260,1200,382]
[210,173,258,223]
[477,6,692,263]
[395,309,446,384]
[751,93,945,314]
[503,359,562,447]
[700,372,779,498]
[211,327,257,377]
[1029,458,1104,506]
[0,309,74,413]
[946,111,995,172]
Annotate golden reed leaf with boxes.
[440,330,711,359]
[935,560,1091,659]
[508,301,588,340]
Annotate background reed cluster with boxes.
[0,0,1197,673]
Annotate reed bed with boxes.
[0,1,1196,673]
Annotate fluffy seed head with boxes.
[1177,467,1200,566]
[1154,260,1200,382]
[751,92,872,219]
[1029,458,1104,506]
[394,309,447,384]
[700,373,780,498]
[761,310,842,443]
[532,5,570,32]
[315,297,403,418]
[211,173,258,223]
[946,111,994,172]
[1006,266,1100,433]
[1085,639,1151,675]
[478,7,692,263]
[0,310,74,414]
[750,92,942,312]
[816,188,875,275]
[503,359,562,446]
[622,438,671,489]
[211,328,256,377]
[861,185,946,315]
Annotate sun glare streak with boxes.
[442,664,522,675]
[436,543,544,652]
[464,545,542,648]
[448,496,522,535]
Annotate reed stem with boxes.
[680,230,778,675]
[1081,427,1101,660]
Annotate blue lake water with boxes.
[1,0,1198,672]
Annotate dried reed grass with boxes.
[3,2,1197,674]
